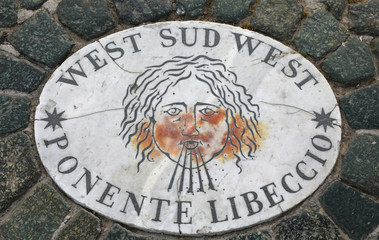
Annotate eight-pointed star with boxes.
[41,108,67,131]
[312,108,336,132]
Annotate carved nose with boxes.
[182,115,199,136]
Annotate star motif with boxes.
[312,108,336,132]
[41,108,67,131]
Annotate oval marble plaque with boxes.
[35,21,341,235]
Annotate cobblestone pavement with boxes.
[0,0,378,239]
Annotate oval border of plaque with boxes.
[34,21,341,235]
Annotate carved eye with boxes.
[199,108,216,116]
[165,108,182,116]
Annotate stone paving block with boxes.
[0,183,71,240]
[348,0,379,36]
[228,231,270,240]
[0,95,29,134]
[320,181,379,240]
[274,212,344,240]
[0,54,45,92]
[55,209,101,240]
[104,224,146,240]
[321,37,375,85]
[0,0,17,28]
[339,83,379,129]
[0,132,40,212]
[57,0,115,41]
[249,0,303,41]
[321,0,346,20]
[20,0,48,10]
[295,9,348,60]
[8,11,73,68]
[340,134,379,197]
[113,0,172,25]
[214,0,255,23]
[176,0,206,18]
[372,38,379,60]
[0,31,7,43]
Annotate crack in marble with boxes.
[259,101,314,115]
[260,101,341,127]
[35,107,124,121]
[97,40,142,74]
[329,104,342,128]
[216,173,229,188]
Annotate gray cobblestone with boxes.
[321,37,375,85]
[0,184,70,240]
[295,9,348,59]
[214,0,255,23]
[55,209,101,240]
[321,0,346,20]
[113,0,172,25]
[177,0,206,18]
[20,0,48,10]
[274,212,344,240]
[348,0,379,36]
[8,11,73,68]
[340,83,379,129]
[57,0,115,40]
[0,54,45,92]
[104,224,147,240]
[0,0,18,28]
[320,182,379,240]
[0,95,30,134]
[340,134,379,197]
[250,0,303,41]
[0,132,40,212]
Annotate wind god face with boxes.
[153,80,229,167]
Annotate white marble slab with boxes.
[34,21,341,235]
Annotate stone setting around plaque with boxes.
[34,21,341,235]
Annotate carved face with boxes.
[153,80,229,165]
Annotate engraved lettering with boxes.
[71,168,102,194]
[208,200,228,223]
[56,60,87,86]
[240,191,263,216]
[123,33,142,53]
[96,182,120,208]
[160,28,177,47]
[260,182,284,208]
[44,134,68,149]
[232,32,263,56]
[120,191,147,216]
[105,41,125,60]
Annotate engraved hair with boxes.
[120,55,260,172]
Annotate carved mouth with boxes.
[183,140,199,150]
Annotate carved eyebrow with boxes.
[162,102,187,108]
[195,102,220,108]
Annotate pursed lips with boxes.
[181,140,202,150]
